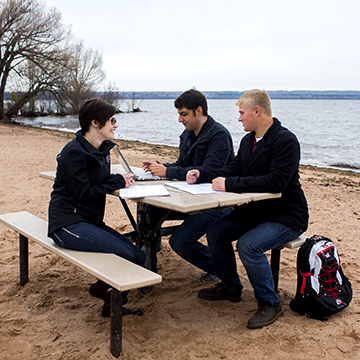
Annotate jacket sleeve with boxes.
[197,149,243,183]
[225,133,300,194]
[58,148,126,202]
[164,129,234,180]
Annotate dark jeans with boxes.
[149,205,231,273]
[51,222,146,267]
[206,210,301,306]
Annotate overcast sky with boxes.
[44,0,360,92]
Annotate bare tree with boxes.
[5,54,72,117]
[58,41,106,114]
[100,82,124,112]
[0,0,72,122]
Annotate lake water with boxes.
[13,99,360,173]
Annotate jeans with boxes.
[51,222,146,267]
[206,210,301,306]
[150,206,231,273]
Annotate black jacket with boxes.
[164,115,234,180]
[48,131,126,235]
[198,118,309,232]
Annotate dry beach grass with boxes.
[0,124,359,359]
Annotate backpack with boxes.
[290,235,352,319]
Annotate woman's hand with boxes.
[122,173,134,188]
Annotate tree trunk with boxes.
[5,89,40,118]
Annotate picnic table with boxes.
[39,165,282,269]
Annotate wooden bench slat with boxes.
[0,211,162,291]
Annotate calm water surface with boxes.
[13,99,360,172]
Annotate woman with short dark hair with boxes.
[48,98,145,317]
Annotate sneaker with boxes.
[198,282,242,302]
[201,272,218,283]
[247,302,284,329]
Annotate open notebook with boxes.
[112,146,169,181]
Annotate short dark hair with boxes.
[79,98,116,134]
[174,89,208,116]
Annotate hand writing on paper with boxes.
[186,169,200,184]
[142,160,166,177]
[122,173,134,188]
[212,177,226,191]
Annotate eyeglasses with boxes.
[110,117,117,125]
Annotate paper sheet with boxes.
[164,182,222,195]
[119,185,170,199]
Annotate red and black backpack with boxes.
[290,235,352,319]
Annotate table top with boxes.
[39,166,281,214]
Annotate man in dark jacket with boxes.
[142,89,234,280]
[187,89,308,328]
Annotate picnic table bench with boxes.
[271,234,307,292]
[0,211,162,358]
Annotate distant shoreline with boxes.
[13,90,360,102]
[119,90,360,100]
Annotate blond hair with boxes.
[235,89,272,116]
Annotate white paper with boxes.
[164,182,222,195]
[119,185,170,199]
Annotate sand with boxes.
[0,123,359,359]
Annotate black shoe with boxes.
[200,272,218,283]
[247,302,284,329]
[198,282,242,302]
[89,279,111,301]
[101,293,111,318]
[138,285,152,297]
[101,291,130,318]
[102,305,144,317]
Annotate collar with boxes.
[76,130,115,154]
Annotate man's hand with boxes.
[142,160,166,177]
[142,161,156,172]
[122,173,134,188]
[186,169,200,184]
[212,177,226,191]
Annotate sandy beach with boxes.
[0,123,359,360]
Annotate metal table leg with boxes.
[110,289,123,358]
[19,234,29,286]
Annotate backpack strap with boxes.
[300,271,312,294]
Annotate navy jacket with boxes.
[48,131,126,235]
[198,118,308,232]
[164,115,234,180]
